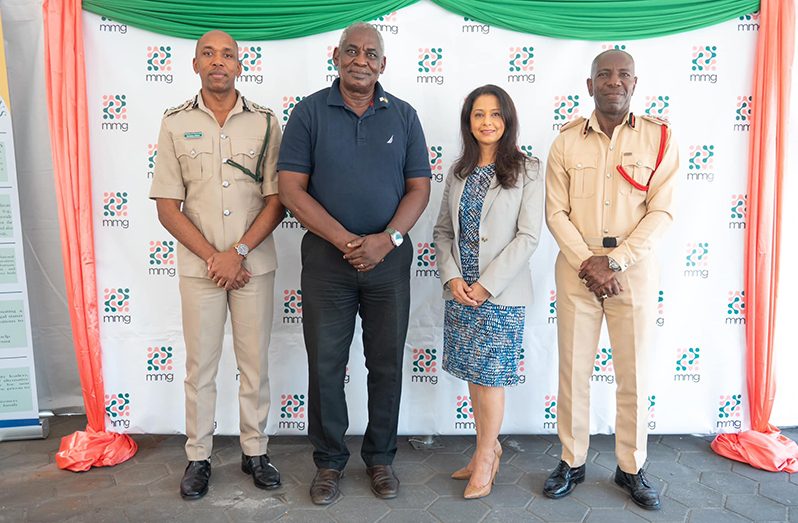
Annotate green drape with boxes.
[82,0,760,41]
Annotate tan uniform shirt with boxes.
[546,111,678,271]
[150,91,282,278]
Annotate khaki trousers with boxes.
[179,272,275,460]
[554,250,657,473]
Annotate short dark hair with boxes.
[451,84,535,189]
[590,49,635,76]
[195,30,239,60]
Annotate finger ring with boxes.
[359,263,365,268]
[582,278,589,285]
[601,294,609,299]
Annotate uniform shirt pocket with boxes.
[619,154,656,195]
[565,156,598,199]
[174,138,213,181]
[230,137,263,183]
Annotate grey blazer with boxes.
[433,161,544,307]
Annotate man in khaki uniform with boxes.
[543,50,678,510]
[150,30,284,500]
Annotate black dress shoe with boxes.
[614,466,661,510]
[366,464,400,499]
[180,460,211,500]
[543,460,585,499]
[241,453,281,490]
[310,468,343,505]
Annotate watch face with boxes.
[391,231,403,246]
[236,244,249,256]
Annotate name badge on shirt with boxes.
[183,131,203,139]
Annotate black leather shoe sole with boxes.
[180,485,208,500]
[543,470,585,499]
[241,462,281,490]
[614,476,661,510]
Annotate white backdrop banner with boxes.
[0,9,41,440]
[83,1,760,437]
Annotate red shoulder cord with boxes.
[615,124,668,192]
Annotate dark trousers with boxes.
[301,231,412,470]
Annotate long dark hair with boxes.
[451,84,531,189]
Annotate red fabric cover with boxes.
[712,428,798,473]
[56,427,139,472]
[712,0,797,471]
[42,0,137,469]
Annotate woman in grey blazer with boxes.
[433,85,544,500]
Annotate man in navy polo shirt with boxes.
[278,22,431,505]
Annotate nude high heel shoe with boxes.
[451,440,502,480]
[463,445,501,499]
[451,465,471,480]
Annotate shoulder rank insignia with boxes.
[559,117,586,133]
[163,98,194,118]
[247,100,275,118]
[640,114,669,126]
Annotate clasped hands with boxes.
[578,255,623,301]
[207,249,250,290]
[341,233,392,272]
[449,278,490,307]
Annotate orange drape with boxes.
[711,0,798,473]
[42,0,137,471]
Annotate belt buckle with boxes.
[602,237,617,248]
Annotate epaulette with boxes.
[559,117,586,133]
[242,98,275,118]
[163,98,194,118]
[640,114,669,126]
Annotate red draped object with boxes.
[42,0,137,470]
[711,0,798,473]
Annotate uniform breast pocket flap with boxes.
[619,154,656,195]
[174,138,213,181]
[565,157,598,198]
[230,137,263,182]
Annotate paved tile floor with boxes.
[1,415,796,522]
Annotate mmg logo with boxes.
[99,16,127,34]
[738,12,760,31]
[145,45,173,83]
[507,46,535,83]
[543,394,557,430]
[101,94,128,132]
[453,395,474,429]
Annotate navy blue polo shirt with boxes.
[277,79,431,235]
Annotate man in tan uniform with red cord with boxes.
[543,49,678,510]
[150,30,284,500]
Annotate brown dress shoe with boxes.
[310,468,343,505]
[366,464,399,499]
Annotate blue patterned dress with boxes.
[442,164,525,387]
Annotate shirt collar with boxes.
[327,78,390,110]
[195,89,245,119]
[582,110,638,137]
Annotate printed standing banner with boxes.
[85,1,758,436]
[0,10,44,441]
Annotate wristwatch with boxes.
[385,227,403,248]
[608,256,622,272]
[234,243,250,259]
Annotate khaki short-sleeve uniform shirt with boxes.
[150,91,282,278]
[546,111,679,271]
